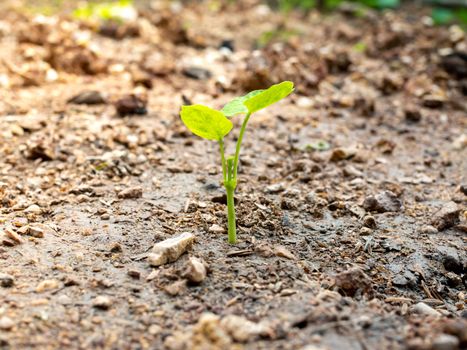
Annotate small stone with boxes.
[118,186,143,199]
[0,316,14,330]
[330,147,357,161]
[36,279,60,293]
[265,183,284,194]
[4,228,21,244]
[460,185,467,196]
[208,224,225,234]
[412,302,441,317]
[220,315,270,343]
[431,334,460,350]
[147,232,195,267]
[93,295,112,310]
[431,202,460,230]
[420,225,438,234]
[442,251,463,274]
[274,245,296,260]
[334,267,373,297]
[405,106,422,123]
[363,215,377,228]
[442,319,467,345]
[423,94,446,108]
[28,225,44,238]
[115,94,147,116]
[127,269,141,279]
[363,191,402,213]
[109,242,123,253]
[24,204,41,214]
[359,227,373,236]
[182,66,212,80]
[183,257,207,284]
[164,280,187,296]
[67,90,106,105]
[0,273,14,287]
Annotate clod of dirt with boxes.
[0,273,14,288]
[334,267,373,297]
[220,315,271,343]
[93,295,112,310]
[183,257,207,284]
[115,94,148,116]
[363,191,402,213]
[0,317,14,331]
[440,52,467,79]
[405,106,422,123]
[117,186,143,199]
[182,66,212,80]
[147,232,195,267]
[411,302,441,317]
[431,202,461,231]
[431,334,459,350]
[67,91,106,105]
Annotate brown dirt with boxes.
[0,1,466,350]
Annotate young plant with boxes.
[180,81,294,244]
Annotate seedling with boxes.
[180,81,294,244]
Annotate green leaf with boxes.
[180,105,233,141]
[221,90,264,117]
[243,81,294,114]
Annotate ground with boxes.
[0,1,466,350]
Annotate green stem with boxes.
[233,112,251,180]
[226,183,236,244]
[219,139,227,183]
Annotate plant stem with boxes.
[218,139,227,182]
[233,112,251,180]
[226,183,236,244]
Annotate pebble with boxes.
[28,225,44,238]
[420,225,438,234]
[208,224,225,234]
[334,267,373,297]
[93,295,112,310]
[183,257,207,283]
[412,302,441,317]
[363,215,377,228]
[0,273,14,288]
[0,316,14,330]
[24,204,41,214]
[431,334,460,350]
[67,90,106,105]
[36,279,60,292]
[147,232,195,267]
[220,315,270,343]
[118,186,143,199]
[115,94,147,117]
[182,66,212,80]
[363,191,402,213]
[431,201,460,230]
[4,228,21,244]
[265,183,284,194]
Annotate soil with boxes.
[0,1,466,350]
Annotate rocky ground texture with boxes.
[0,1,466,349]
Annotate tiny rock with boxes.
[334,267,373,297]
[0,273,14,287]
[118,186,143,199]
[164,280,187,296]
[220,315,270,343]
[184,257,207,283]
[330,146,357,161]
[363,191,402,213]
[182,66,212,80]
[147,232,195,267]
[405,106,422,123]
[431,202,460,231]
[265,183,284,194]
[24,204,41,214]
[28,225,44,238]
[420,225,438,234]
[274,245,296,260]
[67,90,106,105]
[93,295,112,310]
[115,94,147,117]
[412,302,441,317]
[0,316,14,331]
[36,279,60,293]
[4,228,21,244]
[208,224,225,234]
[431,334,460,350]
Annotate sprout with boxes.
[180,81,294,243]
